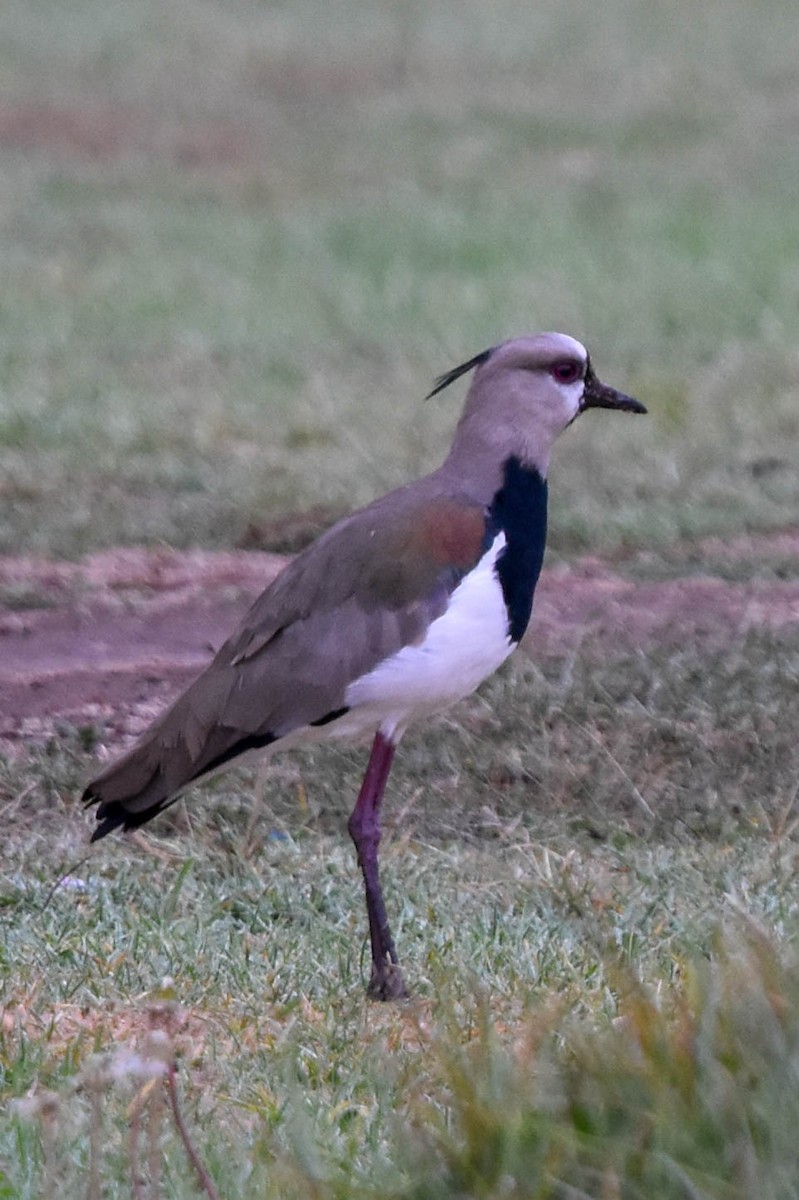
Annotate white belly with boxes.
[343,533,513,739]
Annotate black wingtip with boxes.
[82,783,100,807]
[86,793,126,840]
[90,815,121,842]
[426,346,495,400]
[82,784,109,835]
[86,791,167,841]
[91,804,169,841]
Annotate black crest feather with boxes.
[426,347,494,400]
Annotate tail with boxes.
[83,742,178,841]
[83,670,278,841]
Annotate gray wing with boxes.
[84,491,488,836]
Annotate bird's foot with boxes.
[366,961,410,1002]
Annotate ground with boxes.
[3,530,798,756]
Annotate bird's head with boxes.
[434,332,646,478]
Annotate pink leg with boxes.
[347,731,409,1000]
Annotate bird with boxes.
[83,332,646,1000]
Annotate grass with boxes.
[2,0,799,1194]
[8,922,799,1199]
[3,633,799,1195]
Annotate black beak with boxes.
[581,366,647,415]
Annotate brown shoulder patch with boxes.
[416,499,487,569]
[358,498,487,609]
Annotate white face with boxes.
[535,333,589,435]
[552,374,586,426]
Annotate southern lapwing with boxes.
[83,332,645,1000]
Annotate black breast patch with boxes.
[487,457,548,644]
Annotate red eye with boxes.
[551,360,582,385]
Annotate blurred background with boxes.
[1,0,798,559]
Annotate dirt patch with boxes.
[2,539,798,753]
[0,102,256,166]
[0,549,284,750]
